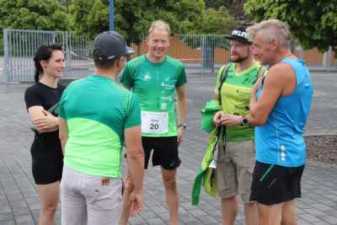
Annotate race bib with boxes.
[141,111,168,134]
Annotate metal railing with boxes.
[3,29,93,82]
[174,34,230,75]
[3,29,335,83]
[136,34,230,75]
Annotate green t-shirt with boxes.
[216,62,264,142]
[120,55,187,137]
[59,75,141,177]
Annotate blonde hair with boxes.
[247,19,291,49]
[148,20,171,36]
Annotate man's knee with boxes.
[221,195,239,209]
[281,200,297,225]
[244,201,258,216]
[42,202,58,215]
[221,195,237,203]
[162,170,177,190]
[281,219,296,225]
[245,201,257,209]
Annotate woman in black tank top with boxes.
[24,44,65,225]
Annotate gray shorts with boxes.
[216,140,255,203]
[61,166,123,225]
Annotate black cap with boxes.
[225,27,252,44]
[93,31,134,61]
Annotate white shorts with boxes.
[61,166,123,225]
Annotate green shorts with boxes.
[215,140,255,203]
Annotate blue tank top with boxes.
[255,58,313,167]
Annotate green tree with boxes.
[68,0,237,46]
[69,0,205,43]
[205,0,224,9]
[87,0,109,35]
[68,0,108,38]
[198,7,237,34]
[244,0,337,53]
[205,0,246,20]
[116,0,206,43]
[0,0,70,30]
[0,0,70,55]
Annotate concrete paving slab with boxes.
[0,71,336,224]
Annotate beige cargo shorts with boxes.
[215,140,255,203]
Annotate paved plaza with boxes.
[0,71,337,225]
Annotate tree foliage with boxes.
[205,0,246,20]
[0,0,70,55]
[244,0,337,53]
[115,0,205,43]
[199,7,237,34]
[204,0,224,9]
[0,0,70,30]
[0,0,237,51]
[68,0,109,38]
[68,0,206,43]
[68,0,235,43]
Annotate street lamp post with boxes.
[109,0,114,31]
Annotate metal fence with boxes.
[3,29,335,83]
[136,34,230,76]
[3,29,93,82]
[3,30,230,82]
[173,34,230,75]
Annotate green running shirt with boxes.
[59,75,141,177]
[120,55,187,137]
[216,62,264,142]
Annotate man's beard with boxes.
[231,55,249,63]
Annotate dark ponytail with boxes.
[33,44,63,83]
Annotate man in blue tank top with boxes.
[239,19,313,225]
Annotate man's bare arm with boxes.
[58,118,68,154]
[248,64,296,126]
[176,85,188,143]
[176,85,187,125]
[124,126,144,192]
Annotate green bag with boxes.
[200,100,220,133]
[200,65,229,133]
[191,129,218,205]
[191,127,225,205]
[203,165,217,197]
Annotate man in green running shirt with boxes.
[119,20,187,225]
[58,31,144,225]
[213,27,264,225]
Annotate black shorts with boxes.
[142,136,181,170]
[32,156,63,185]
[31,136,63,185]
[250,161,304,205]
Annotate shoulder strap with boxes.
[48,103,59,115]
[214,64,230,139]
[252,65,267,84]
[218,64,230,88]
[217,64,230,105]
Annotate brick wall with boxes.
[133,36,336,66]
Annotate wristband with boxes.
[240,117,248,126]
[178,123,187,129]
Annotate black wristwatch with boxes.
[240,117,248,126]
[178,123,187,129]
